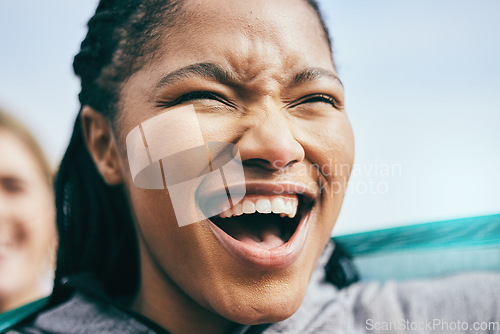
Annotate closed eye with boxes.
[158,91,236,108]
[1,177,27,194]
[289,94,341,109]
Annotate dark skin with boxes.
[83,0,355,333]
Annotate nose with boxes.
[237,113,305,171]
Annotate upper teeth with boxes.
[218,195,298,219]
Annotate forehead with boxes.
[117,0,336,128]
[179,0,328,45]
[130,0,333,83]
[173,0,330,63]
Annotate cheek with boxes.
[7,188,55,249]
[127,187,197,289]
[298,115,354,233]
[0,186,56,287]
[126,185,210,271]
[196,113,242,143]
[127,187,176,240]
[125,184,232,306]
[300,115,355,182]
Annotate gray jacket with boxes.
[11,242,500,333]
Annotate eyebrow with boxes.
[292,68,343,87]
[156,63,235,89]
[156,62,343,89]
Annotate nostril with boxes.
[243,158,273,170]
[243,158,298,171]
[272,159,299,170]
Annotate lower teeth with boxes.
[211,213,297,247]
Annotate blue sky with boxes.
[321,0,500,233]
[1,0,499,234]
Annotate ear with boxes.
[81,106,124,185]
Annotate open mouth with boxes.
[209,194,307,250]
[197,182,318,269]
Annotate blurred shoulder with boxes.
[347,272,500,332]
[11,292,156,334]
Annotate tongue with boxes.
[239,230,285,249]
[215,215,286,249]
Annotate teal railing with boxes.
[335,214,500,281]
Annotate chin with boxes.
[217,290,305,325]
[203,273,308,325]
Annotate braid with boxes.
[73,0,143,117]
[54,0,183,301]
[73,0,183,118]
[52,116,138,302]
[54,0,333,303]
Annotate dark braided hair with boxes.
[53,0,333,304]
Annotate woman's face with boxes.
[112,0,353,328]
[0,129,55,312]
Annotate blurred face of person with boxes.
[84,0,354,332]
[0,129,56,312]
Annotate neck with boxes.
[132,241,236,334]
